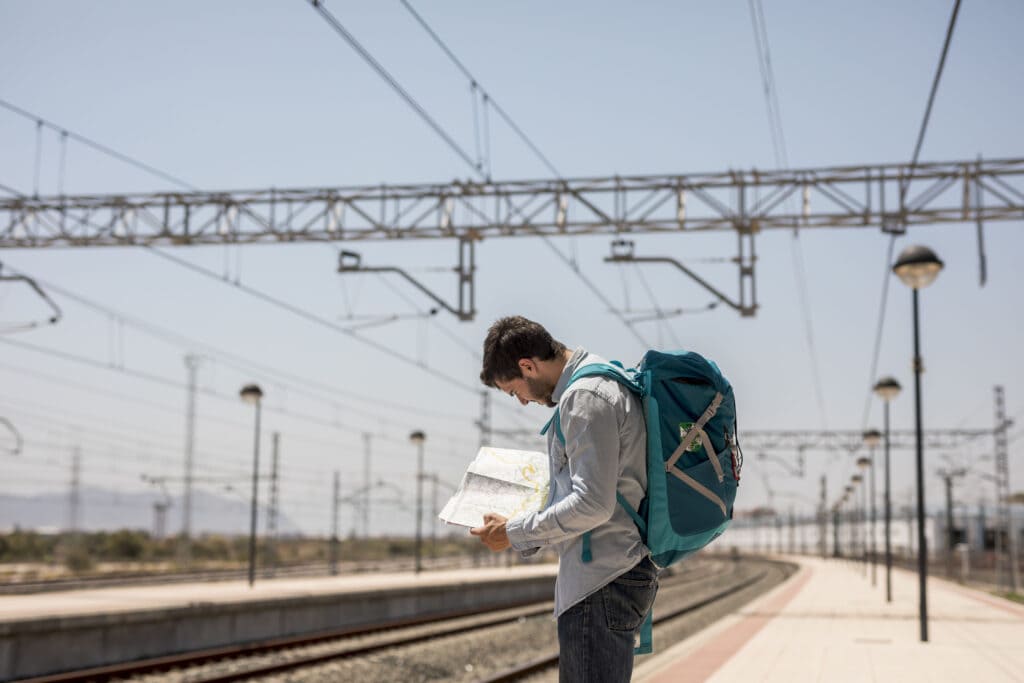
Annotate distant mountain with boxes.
[0,486,303,536]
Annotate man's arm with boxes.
[504,388,621,550]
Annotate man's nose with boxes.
[518,397,529,406]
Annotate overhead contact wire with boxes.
[396,0,649,346]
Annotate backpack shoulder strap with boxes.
[538,361,644,565]
[539,361,641,445]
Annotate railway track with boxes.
[18,557,790,683]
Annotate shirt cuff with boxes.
[506,514,541,551]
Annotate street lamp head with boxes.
[856,456,871,470]
[409,430,426,444]
[862,429,882,448]
[873,376,902,401]
[851,474,863,484]
[892,244,943,290]
[239,384,263,405]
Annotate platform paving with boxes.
[635,555,1024,682]
[0,563,557,621]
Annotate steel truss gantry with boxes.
[3,157,1021,318]
[742,428,993,454]
[4,157,1022,247]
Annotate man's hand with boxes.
[470,512,510,551]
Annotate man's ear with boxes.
[517,358,537,376]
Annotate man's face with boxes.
[496,372,557,408]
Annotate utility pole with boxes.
[181,354,200,567]
[329,471,340,576]
[362,433,372,538]
[153,500,169,538]
[819,476,827,558]
[431,473,439,560]
[266,432,280,578]
[938,467,966,580]
[788,506,795,554]
[994,386,1019,591]
[832,507,840,557]
[68,446,81,535]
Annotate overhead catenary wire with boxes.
[1,261,476,425]
[0,335,469,452]
[0,97,200,191]
[0,101,493,408]
[748,0,829,430]
[392,0,649,347]
[859,0,963,429]
[147,246,484,394]
[306,0,479,172]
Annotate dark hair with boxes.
[480,316,567,387]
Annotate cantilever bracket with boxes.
[0,263,63,332]
[0,417,22,456]
[337,237,476,322]
[604,239,758,317]
[756,450,805,479]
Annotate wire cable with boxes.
[142,244,480,393]
[861,0,963,429]
[306,0,479,172]
[748,0,828,429]
[0,98,199,191]
[398,0,561,178]
[395,1,649,346]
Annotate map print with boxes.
[438,446,550,528]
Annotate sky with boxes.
[0,1,1021,539]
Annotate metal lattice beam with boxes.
[742,428,992,453]
[2,157,1022,248]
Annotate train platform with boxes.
[0,563,557,621]
[635,555,1024,682]
[0,563,558,680]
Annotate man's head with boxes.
[480,316,568,407]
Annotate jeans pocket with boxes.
[602,563,659,632]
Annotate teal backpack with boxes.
[541,349,743,654]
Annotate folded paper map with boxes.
[438,446,550,528]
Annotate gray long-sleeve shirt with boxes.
[505,347,649,616]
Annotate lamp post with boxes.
[844,485,854,563]
[893,244,944,643]
[862,429,882,587]
[873,376,902,603]
[831,503,841,558]
[852,474,866,575]
[409,430,426,574]
[239,383,263,588]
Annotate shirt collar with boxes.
[551,346,590,404]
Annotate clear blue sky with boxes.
[0,1,1021,537]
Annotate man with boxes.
[471,315,657,683]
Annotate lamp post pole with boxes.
[410,431,426,574]
[884,401,893,600]
[911,288,928,640]
[874,377,901,603]
[862,430,881,588]
[240,384,264,588]
[852,474,865,576]
[893,244,943,643]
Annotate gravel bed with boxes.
[124,557,793,683]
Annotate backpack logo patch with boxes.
[678,422,704,453]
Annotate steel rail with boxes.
[16,561,731,683]
[478,563,781,683]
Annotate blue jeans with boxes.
[557,556,659,683]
